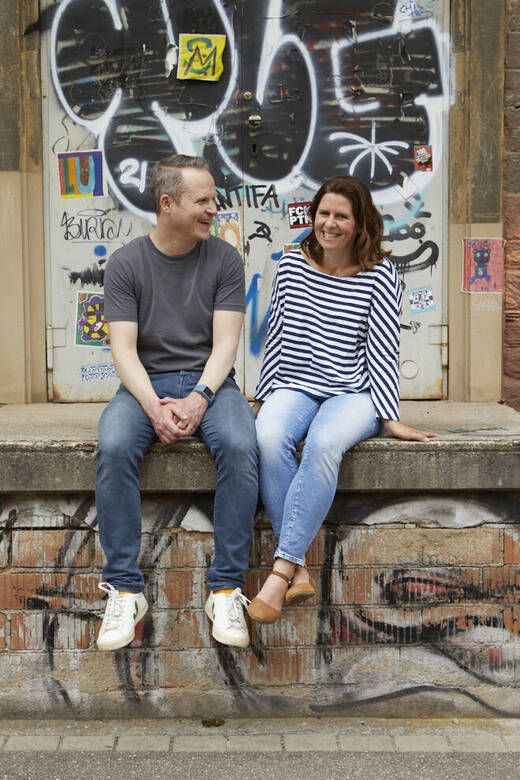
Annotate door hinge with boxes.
[428,324,448,367]
[46,326,67,371]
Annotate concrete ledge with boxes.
[1,401,519,492]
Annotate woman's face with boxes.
[314,193,358,256]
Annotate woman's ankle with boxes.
[273,557,296,581]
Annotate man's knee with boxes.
[97,427,138,464]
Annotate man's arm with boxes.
[108,321,184,444]
[160,309,244,435]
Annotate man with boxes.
[95,155,258,650]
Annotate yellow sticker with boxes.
[178,33,226,81]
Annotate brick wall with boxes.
[1,492,519,718]
[504,0,520,410]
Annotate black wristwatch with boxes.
[192,384,215,406]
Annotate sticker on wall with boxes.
[75,291,110,346]
[177,34,226,81]
[462,238,504,293]
[414,145,433,171]
[288,202,312,228]
[408,286,435,313]
[210,211,241,248]
[284,242,302,254]
[58,150,105,199]
[81,363,117,382]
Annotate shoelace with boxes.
[226,588,250,627]
[99,582,126,629]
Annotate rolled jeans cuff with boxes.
[274,548,305,567]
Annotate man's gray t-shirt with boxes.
[104,235,245,373]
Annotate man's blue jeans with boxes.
[256,389,380,566]
[96,372,258,593]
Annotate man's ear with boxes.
[160,193,172,213]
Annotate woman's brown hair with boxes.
[300,176,388,271]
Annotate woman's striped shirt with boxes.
[255,251,403,421]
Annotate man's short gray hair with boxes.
[149,154,209,214]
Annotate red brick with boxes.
[504,607,520,636]
[506,0,520,31]
[505,270,520,311]
[504,108,520,154]
[10,612,89,650]
[502,374,520,410]
[335,528,501,566]
[153,570,204,608]
[169,531,214,568]
[504,528,520,564]
[505,241,520,269]
[504,200,520,241]
[0,614,6,649]
[504,347,520,380]
[250,607,320,648]
[504,314,520,348]
[245,647,314,685]
[0,573,71,610]
[320,604,509,646]
[506,32,520,68]
[338,567,482,606]
[11,530,91,568]
[249,529,277,567]
[70,573,107,609]
[177,609,211,649]
[503,153,520,193]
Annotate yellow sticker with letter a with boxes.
[178,33,226,81]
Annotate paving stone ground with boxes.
[0,717,519,754]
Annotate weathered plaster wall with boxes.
[504,0,520,411]
[1,492,520,719]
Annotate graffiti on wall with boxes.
[49,0,447,216]
[2,492,520,716]
[44,0,448,398]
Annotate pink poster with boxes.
[462,238,504,293]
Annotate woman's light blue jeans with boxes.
[256,389,380,566]
[96,372,258,593]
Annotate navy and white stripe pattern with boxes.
[255,251,403,421]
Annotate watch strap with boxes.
[193,384,215,405]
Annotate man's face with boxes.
[164,168,218,244]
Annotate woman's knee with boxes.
[256,420,296,459]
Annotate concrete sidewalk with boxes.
[1,716,520,753]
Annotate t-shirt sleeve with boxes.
[103,251,138,323]
[366,259,402,421]
[214,245,246,312]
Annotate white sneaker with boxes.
[96,582,148,651]
[205,588,250,648]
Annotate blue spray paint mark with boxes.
[94,245,107,257]
[246,273,270,357]
[247,228,310,355]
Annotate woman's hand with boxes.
[382,419,436,442]
[251,400,264,418]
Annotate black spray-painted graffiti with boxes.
[4,492,520,716]
[50,0,445,220]
[383,193,439,278]
[61,209,133,242]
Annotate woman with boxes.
[248,175,436,624]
